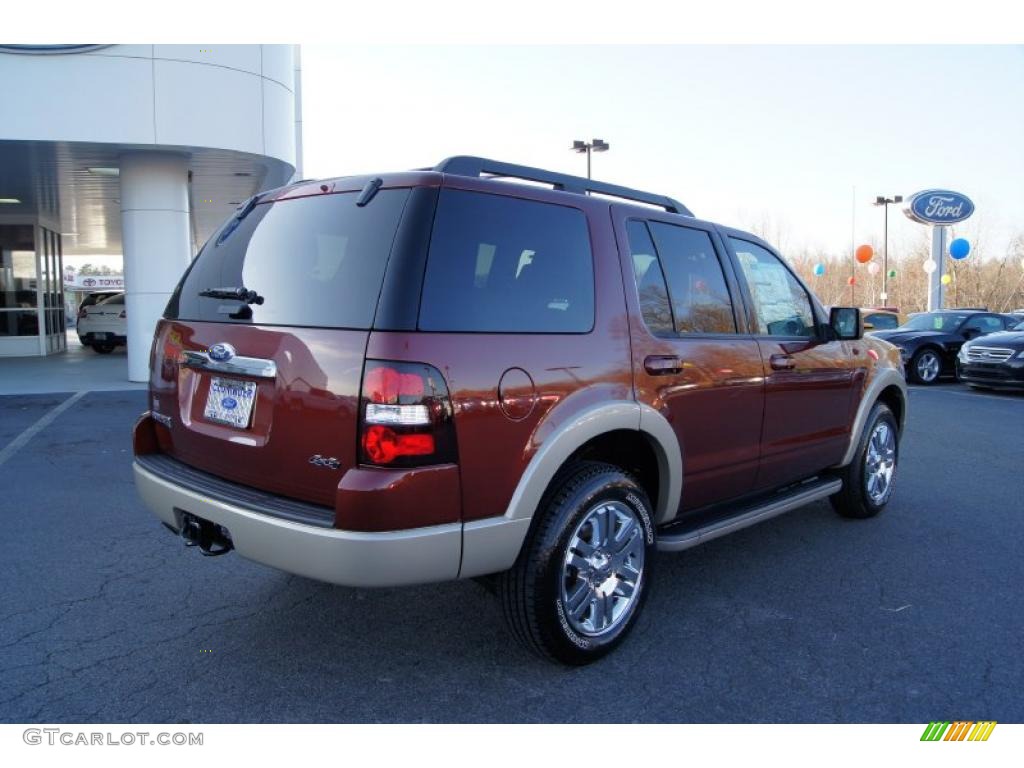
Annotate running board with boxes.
[656,477,842,553]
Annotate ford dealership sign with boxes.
[903,189,975,225]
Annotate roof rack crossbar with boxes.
[434,156,692,216]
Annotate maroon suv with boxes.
[133,157,907,664]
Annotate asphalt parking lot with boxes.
[1,382,1022,723]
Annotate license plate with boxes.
[94,332,111,340]
[204,377,257,429]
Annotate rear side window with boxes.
[418,190,594,333]
[648,222,736,334]
[168,189,411,329]
[626,219,736,336]
[626,220,674,335]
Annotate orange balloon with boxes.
[855,244,874,264]
[847,276,856,285]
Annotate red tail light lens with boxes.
[359,360,456,468]
[119,310,126,319]
[362,426,435,464]
[78,307,87,319]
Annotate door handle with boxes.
[644,355,683,375]
[769,353,796,371]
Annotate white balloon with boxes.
[923,259,937,274]
[867,262,880,275]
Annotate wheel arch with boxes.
[835,367,908,468]
[459,401,683,579]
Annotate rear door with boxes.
[613,208,764,512]
[723,235,865,490]
[151,186,414,508]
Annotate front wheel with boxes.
[498,462,656,665]
[909,348,941,384]
[830,402,899,519]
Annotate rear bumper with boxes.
[133,460,463,587]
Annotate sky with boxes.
[301,45,1024,261]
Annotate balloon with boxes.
[847,276,856,286]
[867,262,880,275]
[813,263,825,276]
[949,238,971,260]
[923,259,937,274]
[887,269,897,279]
[855,245,874,264]
[941,274,952,285]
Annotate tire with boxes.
[92,342,116,354]
[909,348,941,384]
[830,402,899,519]
[498,461,656,665]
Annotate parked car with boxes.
[77,292,126,353]
[957,319,1024,391]
[871,310,1018,384]
[132,157,907,665]
[861,308,901,332]
[73,289,121,332]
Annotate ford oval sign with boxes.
[208,343,235,362]
[903,189,975,225]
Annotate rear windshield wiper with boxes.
[198,286,265,305]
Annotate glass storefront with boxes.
[0,223,66,356]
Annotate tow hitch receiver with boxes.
[179,511,234,557]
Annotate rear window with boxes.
[167,189,410,328]
[418,190,594,333]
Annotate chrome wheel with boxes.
[915,350,940,383]
[864,421,897,504]
[560,501,645,637]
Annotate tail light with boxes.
[77,307,88,319]
[359,360,457,467]
[119,310,126,319]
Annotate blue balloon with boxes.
[949,238,971,260]
[813,263,825,276]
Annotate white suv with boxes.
[77,292,126,353]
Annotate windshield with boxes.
[1014,320,1024,331]
[166,189,410,329]
[899,313,968,333]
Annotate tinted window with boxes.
[900,312,968,332]
[626,220,673,335]
[649,223,736,334]
[100,294,124,306]
[962,315,1004,334]
[864,312,899,329]
[730,238,815,337]
[419,190,594,333]
[168,189,410,328]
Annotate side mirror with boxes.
[829,307,862,341]
[963,328,980,340]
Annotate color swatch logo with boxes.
[921,721,997,742]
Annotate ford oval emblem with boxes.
[903,189,975,225]
[221,397,238,410]
[208,343,235,362]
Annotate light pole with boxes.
[571,139,609,179]
[874,195,903,305]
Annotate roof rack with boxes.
[434,156,693,216]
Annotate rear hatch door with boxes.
[150,185,413,507]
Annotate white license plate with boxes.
[204,377,257,429]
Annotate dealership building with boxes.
[0,44,302,380]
